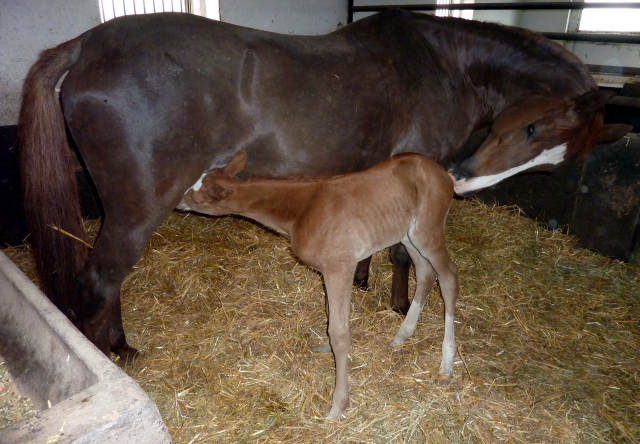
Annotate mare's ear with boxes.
[573,90,616,114]
[597,123,633,143]
[224,151,248,177]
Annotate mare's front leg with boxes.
[353,256,372,288]
[390,243,412,315]
[322,266,355,420]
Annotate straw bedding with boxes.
[2,198,639,443]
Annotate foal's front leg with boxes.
[322,267,355,420]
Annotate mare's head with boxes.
[449,90,631,196]
[181,151,247,215]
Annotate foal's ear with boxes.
[206,185,233,202]
[224,151,248,177]
[573,90,616,114]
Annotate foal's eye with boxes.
[527,124,535,138]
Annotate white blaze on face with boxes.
[452,143,567,195]
[175,172,208,211]
[190,173,207,191]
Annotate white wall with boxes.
[0,0,101,125]
[472,0,522,26]
[2,0,638,127]
[219,0,346,35]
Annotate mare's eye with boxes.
[527,124,535,138]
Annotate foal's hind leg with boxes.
[390,241,437,346]
[428,247,458,377]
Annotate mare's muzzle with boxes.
[447,164,471,182]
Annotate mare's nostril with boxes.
[447,165,469,181]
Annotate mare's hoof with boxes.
[112,345,140,367]
[392,305,410,317]
[313,340,333,353]
[353,278,369,290]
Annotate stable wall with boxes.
[0,0,345,126]
[1,1,638,124]
[219,0,346,34]
[0,0,101,125]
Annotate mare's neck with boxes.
[417,14,597,124]
[227,179,318,237]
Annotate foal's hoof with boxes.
[326,407,347,420]
[313,340,333,353]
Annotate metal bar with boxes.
[348,0,354,24]
[587,64,640,76]
[351,2,640,12]
[543,32,640,44]
[609,96,640,107]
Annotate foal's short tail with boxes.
[18,36,88,328]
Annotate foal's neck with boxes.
[228,179,319,237]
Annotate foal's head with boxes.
[183,151,247,215]
[450,90,631,196]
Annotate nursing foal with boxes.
[179,151,459,419]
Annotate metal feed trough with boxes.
[0,251,172,444]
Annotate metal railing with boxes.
[347,1,640,44]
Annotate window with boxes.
[99,0,219,23]
[435,0,474,20]
[579,0,640,32]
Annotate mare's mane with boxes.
[397,10,596,96]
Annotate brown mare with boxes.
[19,10,629,359]
[179,151,457,419]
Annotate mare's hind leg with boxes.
[78,216,166,359]
[390,241,437,346]
[109,292,137,361]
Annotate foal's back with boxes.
[291,153,453,266]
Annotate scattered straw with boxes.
[49,224,93,249]
[3,198,639,443]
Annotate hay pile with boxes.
[0,358,37,428]
[3,198,639,443]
